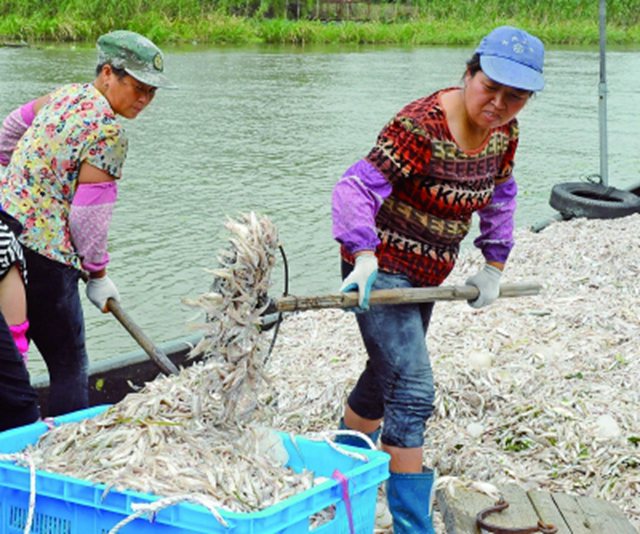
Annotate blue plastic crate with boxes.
[0,406,390,533]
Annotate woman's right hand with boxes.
[86,274,120,312]
[340,252,378,311]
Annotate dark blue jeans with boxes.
[342,261,435,448]
[23,248,88,417]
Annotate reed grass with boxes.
[1,0,640,45]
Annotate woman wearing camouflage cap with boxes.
[0,30,173,417]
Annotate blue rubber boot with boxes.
[334,418,381,449]
[386,467,436,534]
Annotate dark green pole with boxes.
[598,0,609,187]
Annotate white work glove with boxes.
[340,254,378,310]
[86,274,120,312]
[465,264,502,309]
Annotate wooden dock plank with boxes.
[527,490,571,533]
[436,483,636,534]
[437,484,540,534]
[436,486,494,534]
[488,484,542,527]
[552,492,637,534]
[551,492,600,533]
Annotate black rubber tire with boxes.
[549,182,640,219]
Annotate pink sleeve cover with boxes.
[69,182,118,272]
[0,100,36,166]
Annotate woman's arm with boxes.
[474,123,519,266]
[31,95,50,115]
[473,175,517,266]
[0,95,50,166]
[332,159,392,254]
[70,163,120,311]
[70,163,117,277]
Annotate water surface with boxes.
[1,42,639,375]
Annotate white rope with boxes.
[0,433,371,534]
[106,433,367,534]
[298,430,376,463]
[106,431,372,534]
[0,453,36,534]
[107,494,229,533]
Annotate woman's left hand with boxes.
[465,264,502,308]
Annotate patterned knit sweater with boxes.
[332,87,519,287]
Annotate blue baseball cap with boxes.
[475,26,545,92]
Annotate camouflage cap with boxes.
[97,30,174,89]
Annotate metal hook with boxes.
[476,497,558,534]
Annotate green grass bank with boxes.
[1,0,640,45]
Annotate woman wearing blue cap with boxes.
[0,30,173,417]
[332,26,544,532]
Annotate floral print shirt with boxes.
[0,83,127,269]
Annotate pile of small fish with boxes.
[28,213,319,515]
[25,212,640,532]
[257,214,640,531]
[184,211,279,424]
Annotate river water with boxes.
[1,42,639,375]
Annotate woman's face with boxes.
[101,66,156,119]
[463,70,530,130]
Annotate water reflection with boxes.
[1,43,639,372]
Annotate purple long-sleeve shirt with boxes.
[332,160,516,264]
[473,177,517,263]
[332,159,391,253]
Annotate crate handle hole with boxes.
[309,503,336,530]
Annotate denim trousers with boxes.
[342,261,435,448]
[23,247,88,417]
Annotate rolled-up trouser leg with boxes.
[341,263,437,532]
[342,264,436,449]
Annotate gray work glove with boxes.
[465,264,502,309]
[86,274,120,312]
[340,254,378,310]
